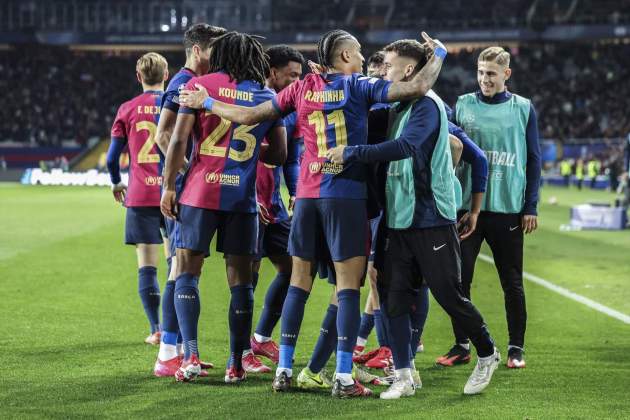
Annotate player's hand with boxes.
[307,60,324,75]
[111,182,127,203]
[522,214,538,234]
[258,202,272,225]
[367,264,378,283]
[179,84,209,109]
[420,32,447,58]
[457,211,478,240]
[161,189,178,220]
[288,196,296,212]
[326,145,346,164]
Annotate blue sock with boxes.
[229,284,254,370]
[336,289,360,375]
[388,313,412,369]
[252,272,260,292]
[410,285,429,359]
[374,309,389,347]
[358,312,375,341]
[307,304,338,373]
[138,266,161,333]
[278,286,310,369]
[161,280,178,346]
[174,273,200,358]
[255,272,290,338]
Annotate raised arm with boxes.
[161,113,195,219]
[178,84,281,126]
[385,32,447,102]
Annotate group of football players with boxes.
[107,22,540,400]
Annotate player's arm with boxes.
[178,84,281,126]
[450,121,488,239]
[106,137,127,203]
[260,125,288,166]
[161,113,195,219]
[449,134,463,167]
[155,107,176,156]
[385,33,447,102]
[328,99,438,164]
[283,137,300,198]
[522,104,541,233]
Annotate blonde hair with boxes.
[478,46,510,67]
[136,52,168,85]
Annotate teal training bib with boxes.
[455,92,530,213]
[385,91,456,229]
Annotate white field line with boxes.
[478,253,630,325]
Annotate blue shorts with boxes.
[176,204,258,256]
[256,218,291,261]
[125,206,164,245]
[164,218,179,258]
[368,212,383,262]
[289,198,368,262]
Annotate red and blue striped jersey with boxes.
[256,112,299,223]
[161,67,196,113]
[272,73,391,199]
[178,72,282,213]
[110,90,163,207]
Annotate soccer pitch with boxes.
[1,183,629,419]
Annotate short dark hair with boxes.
[317,29,355,68]
[183,23,227,55]
[367,51,385,67]
[383,39,428,75]
[208,31,269,86]
[266,45,304,69]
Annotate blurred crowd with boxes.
[0,46,177,147]
[1,42,629,147]
[434,42,630,141]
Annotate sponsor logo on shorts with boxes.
[205,172,240,186]
[281,333,297,339]
[338,336,348,341]
[145,176,163,186]
[433,243,446,251]
[509,225,519,231]
[177,294,196,299]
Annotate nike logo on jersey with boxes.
[509,226,519,231]
[433,244,446,251]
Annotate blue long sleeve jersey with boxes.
[451,90,541,215]
[106,137,126,184]
[343,97,487,228]
[282,112,300,197]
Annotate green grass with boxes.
[1,184,629,419]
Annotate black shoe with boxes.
[435,344,472,366]
[507,347,526,368]
[272,371,292,392]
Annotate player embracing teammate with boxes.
[181,29,451,398]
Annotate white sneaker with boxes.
[411,369,422,389]
[380,378,415,400]
[463,349,501,395]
